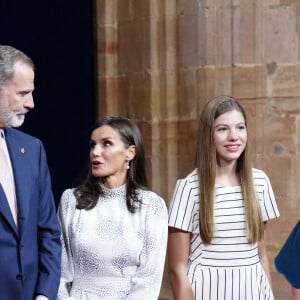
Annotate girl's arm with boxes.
[167,227,194,300]
[258,223,272,287]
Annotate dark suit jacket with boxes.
[0,128,61,300]
[275,220,300,289]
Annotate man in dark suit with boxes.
[0,45,61,299]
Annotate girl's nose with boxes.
[229,128,238,139]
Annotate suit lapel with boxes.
[5,128,30,236]
[0,185,18,235]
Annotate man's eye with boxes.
[19,92,29,96]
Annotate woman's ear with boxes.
[126,145,136,161]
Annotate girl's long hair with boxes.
[75,115,148,213]
[195,95,263,244]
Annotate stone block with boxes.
[204,5,234,65]
[272,65,300,97]
[178,69,198,119]
[232,3,256,63]
[118,19,151,73]
[264,4,297,63]
[177,14,199,67]
[196,66,234,101]
[281,0,300,4]
[263,114,296,156]
[117,0,133,22]
[233,65,267,99]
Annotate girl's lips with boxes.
[225,145,240,152]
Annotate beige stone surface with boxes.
[95,0,300,299]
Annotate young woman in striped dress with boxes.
[168,95,280,300]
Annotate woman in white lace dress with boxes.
[168,96,279,300]
[57,116,168,300]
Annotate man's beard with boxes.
[0,96,26,128]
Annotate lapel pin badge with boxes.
[20,147,25,154]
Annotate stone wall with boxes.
[96,0,300,298]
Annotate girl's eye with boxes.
[217,127,227,132]
[238,125,246,130]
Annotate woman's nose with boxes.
[91,144,102,156]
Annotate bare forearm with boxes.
[258,233,272,287]
[168,229,194,300]
[169,272,194,300]
[260,253,272,287]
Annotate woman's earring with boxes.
[127,161,130,169]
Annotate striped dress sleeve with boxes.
[168,170,198,232]
[253,168,280,221]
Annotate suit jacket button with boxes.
[16,274,23,280]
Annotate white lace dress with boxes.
[57,185,168,300]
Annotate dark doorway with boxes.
[0,0,96,205]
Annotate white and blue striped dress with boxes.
[168,168,280,300]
